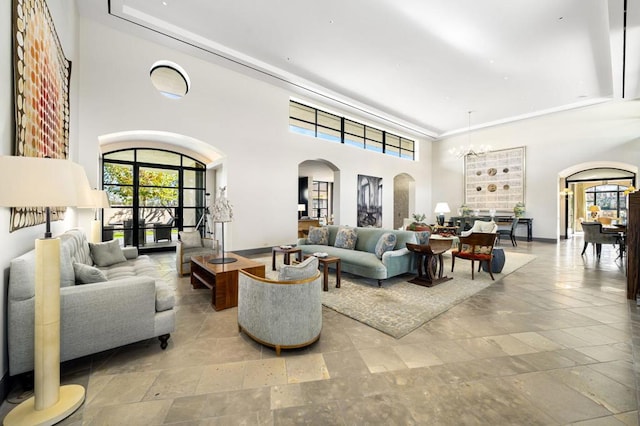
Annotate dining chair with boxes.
[580,222,619,259]
[497,218,519,246]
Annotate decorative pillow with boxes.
[461,244,493,255]
[278,256,319,281]
[307,226,329,245]
[73,262,108,284]
[179,231,203,249]
[334,226,357,250]
[415,231,431,245]
[375,232,397,258]
[89,239,127,267]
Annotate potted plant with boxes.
[514,202,525,218]
[407,213,430,231]
[460,204,471,217]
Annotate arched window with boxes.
[102,148,207,251]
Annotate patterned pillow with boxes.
[334,226,358,250]
[415,231,431,245]
[461,244,493,255]
[278,256,319,281]
[375,232,397,258]
[179,231,203,249]
[307,226,329,245]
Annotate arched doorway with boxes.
[393,173,415,230]
[298,159,340,225]
[559,163,636,238]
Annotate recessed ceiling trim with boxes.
[108,0,437,139]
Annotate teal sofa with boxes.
[297,225,417,286]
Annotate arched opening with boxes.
[393,173,415,230]
[559,163,637,238]
[99,131,224,252]
[298,159,340,236]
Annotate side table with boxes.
[304,254,341,291]
[406,239,454,287]
[272,246,302,271]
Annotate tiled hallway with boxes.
[1,237,638,425]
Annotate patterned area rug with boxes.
[260,251,536,339]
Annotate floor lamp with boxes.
[209,186,237,264]
[0,156,92,426]
[80,189,111,243]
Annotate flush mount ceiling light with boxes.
[149,60,190,99]
[448,111,492,158]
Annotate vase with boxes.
[483,248,505,273]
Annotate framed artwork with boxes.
[464,147,525,211]
[357,175,382,227]
[11,0,72,231]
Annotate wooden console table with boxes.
[191,253,265,311]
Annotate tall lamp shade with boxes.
[209,186,236,264]
[79,189,111,243]
[434,202,451,226]
[0,156,91,426]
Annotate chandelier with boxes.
[448,111,492,158]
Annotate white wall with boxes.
[433,101,640,240]
[76,20,432,250]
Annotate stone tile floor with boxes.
[1,237,639,425]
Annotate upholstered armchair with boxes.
[460,220,498,237]
[451,232,497,280]
[581,222,619,259]
[238,257,322,355]
[176,231,218,275]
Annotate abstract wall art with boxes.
[11,0,71,231]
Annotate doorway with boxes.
[102,149,207,252]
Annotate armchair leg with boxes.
[581,242,588,255]
[487,260,495,280]
[470,260,475,280]
[158,334,170,350]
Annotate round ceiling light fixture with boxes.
[149,60,190,99]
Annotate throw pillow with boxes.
[73,262,108,284]
[89,239,127,267]
[374,232,397,258]
[278,256,319,281]
[415,231,431,245]
[179,231,203,249]
[307,226,329,245]
[334,226,357,250]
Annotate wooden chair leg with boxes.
[470,260,475,280]
[487,260,495,280]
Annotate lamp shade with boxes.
[0,156,93,208]
[79,189,111,209]
[434,202,451,214]
[589,205,601,212]
[297,204,305,212]
[212,187,233,223]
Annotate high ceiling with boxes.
[80,0,639,138]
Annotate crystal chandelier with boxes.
[448,111,492,158]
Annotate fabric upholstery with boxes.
[179,231,203,248]
[7,228,176,376]
[238,269,322,355]
[460,220,498,237]
[176,238,217,275]
[297,225,417,281]
[334,226,358,249]
[89,239,127,267]
[278,256,319,281]
[307,226,329,245]
[374,232,397,258]
[73,262,107,284]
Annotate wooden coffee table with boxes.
[190,253,265,311]
[406,238,454,287]
[304,254,341,291]
[271,246,302,271]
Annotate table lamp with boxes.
[297,204,305,219]
[589,205,600,220]
[0,156,92,426]
[434,202,451,226]
[210,186,237,264]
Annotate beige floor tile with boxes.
[285,353,329,384]
[242,358,288,389]
[391,342,444,368]
[483,334,539,355]
[195,362,245,395]
[358,347,408,373]
[86,371,160,408]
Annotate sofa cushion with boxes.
[307,226,329,245]
[374,232,397,259]
[278,256,319,281]
[179,231,202,249]
[334,227,357,250]
[89,240,127,267]
[156,286,175,312]
[73,262,108,284]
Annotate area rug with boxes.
[260,251,536,339]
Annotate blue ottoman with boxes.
[483,247,505,273]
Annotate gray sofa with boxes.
[8,228,175,376]
[297,225,417,286]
